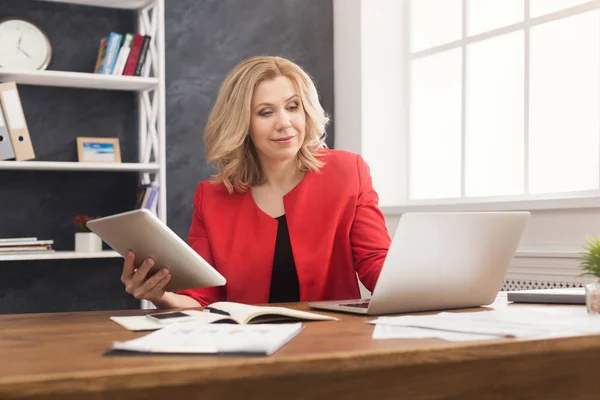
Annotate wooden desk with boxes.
[1,297,600,400]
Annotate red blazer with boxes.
[178,149,391,306]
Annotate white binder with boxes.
[0,82,35,161]
[0,102,15,160]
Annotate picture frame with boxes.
[76,137,122,163]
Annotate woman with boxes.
[121,56,391,308]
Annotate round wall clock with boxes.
[0,17,52,70]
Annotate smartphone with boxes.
[146,311,196,324]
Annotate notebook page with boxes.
[208,302,338,323]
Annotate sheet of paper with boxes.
[110,310,224,331]
[112,322,304,355]
[110,316,164,331]
[370,306,600,339]
[372,324,501,341]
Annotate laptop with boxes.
[308,211,531,315]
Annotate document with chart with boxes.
[110,321,304,356]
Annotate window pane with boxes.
[529,11,600,194]
[465,31,525,197]
[467,0,524,36]
[411,0,462,52]
[530,0,591,18]
[410,49,462,200]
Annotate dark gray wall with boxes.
[0,0,333,314]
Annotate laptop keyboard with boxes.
[340,300,370,308]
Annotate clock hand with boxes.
[17,47,31,59]
[15,33,23,55]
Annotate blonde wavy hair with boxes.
[204,56,330,193]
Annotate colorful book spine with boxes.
[134,35,152,76]
[122,33,145,76]
[93,37,108,73]
[111,33,133,76]
[145,184,158,211]
[135,183,159,213]
[98,32,123,75]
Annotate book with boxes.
[0,239,53,247]
[110,302,338,331]
[110,321,304,356]
[97,32,122,74]
[143,183,159,211]
[0,238,54,254]
[122,33,145,76]
[134,183,159,211]
[203,301,339,324]
[0,247,53,253]
[111,33,133,76]
[0,237,37,244]
[93,37,107,73]
[133,35,151,76]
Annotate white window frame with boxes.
[333,0,600,213]
[333,0,600,285]
[400,0,600,213]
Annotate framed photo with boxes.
[76,137,121,163]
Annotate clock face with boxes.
[0,18,52,70]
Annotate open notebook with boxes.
[111,301,338,331]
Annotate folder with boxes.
[0,101,15,160]
[0,82,35,161]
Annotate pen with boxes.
[203,306,230,316]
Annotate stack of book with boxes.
[94,32,152,76]
[0,237,54,255]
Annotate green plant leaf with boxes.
[578,236,600,278]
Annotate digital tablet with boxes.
[87,209,226,292]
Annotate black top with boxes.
[268,215,300,303]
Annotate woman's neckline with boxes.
[248,169,312,221]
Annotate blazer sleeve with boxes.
[177,183,226,306]
[351,154,392,292]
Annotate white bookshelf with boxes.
[0,70,158,91]
[33,0,154,10]
[1,0,167,307]
[0,251,120,262]
[0,160,159,172]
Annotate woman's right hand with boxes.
[121,250,171,304]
